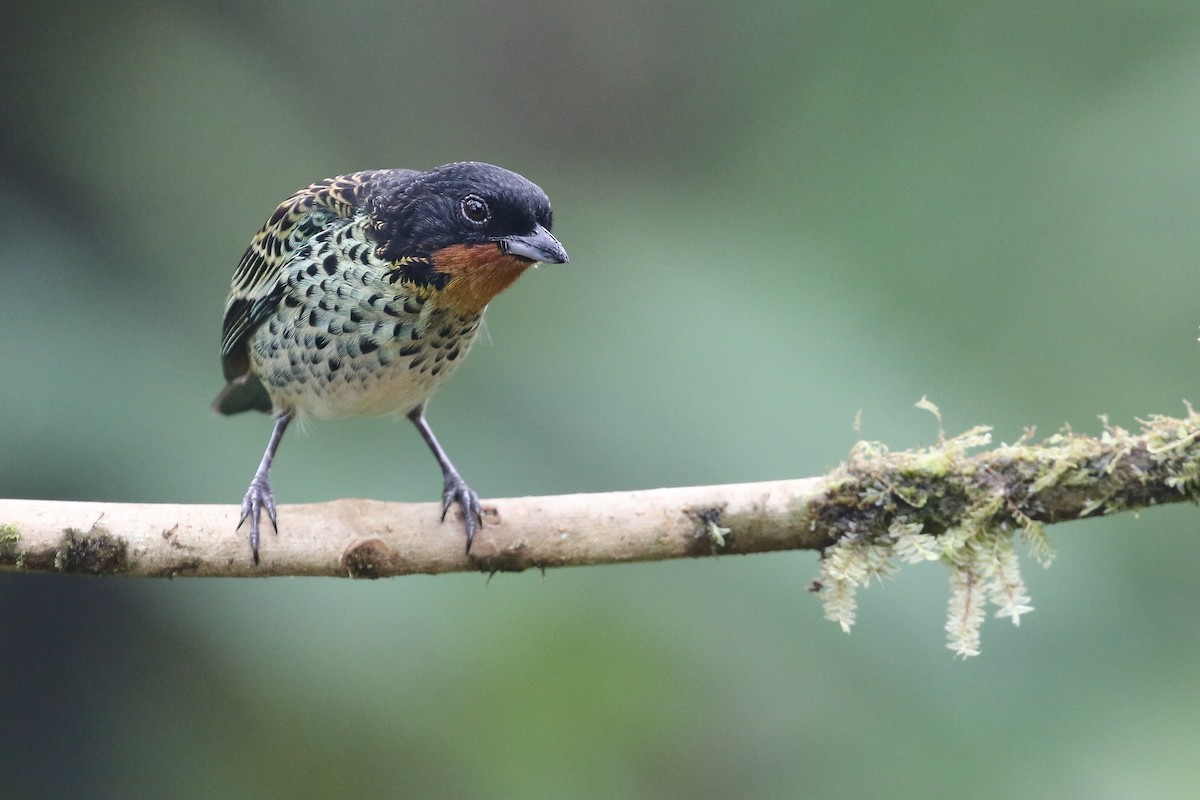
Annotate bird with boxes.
[213,161,569,563]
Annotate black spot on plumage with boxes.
[392,322,406,338]
[447,347,460,361]
[307,309,320,327]
[314,333,330,349]
[383,303,401,318]
[409,356,426,370]
[360,339,380,355]
[305,284,319,298]
[367,293,383,306]
[403,298,422,314]
[306,263,319,277]
[349,308,365,323]
[390,259,449,291]
[283,294,300,308]
[438,324,453,338]
[323,255,339,275]
[328,355,342,373]
[399,343,421,357]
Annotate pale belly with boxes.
[248,299,483,419]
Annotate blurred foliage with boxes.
[3,1,1200,797]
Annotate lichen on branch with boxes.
[810,400,1200,656]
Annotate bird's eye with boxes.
[460,195,491,224]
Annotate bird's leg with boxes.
[238,413,292,564]
[407,405,483,552]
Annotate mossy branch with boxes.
[3,405,1199,653]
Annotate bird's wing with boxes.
[218,171,383,380]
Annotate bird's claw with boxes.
[237,475,277,564]
[440,472,483,553]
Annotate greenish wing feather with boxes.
[218,171,380,377]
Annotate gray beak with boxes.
[500,224,569,264]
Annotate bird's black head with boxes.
[370,162,568,265]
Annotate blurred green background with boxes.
[3,1,1200,797]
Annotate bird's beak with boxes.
[500,224,569,264]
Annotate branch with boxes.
[2,408,1198,585]
[0,479,826,578]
